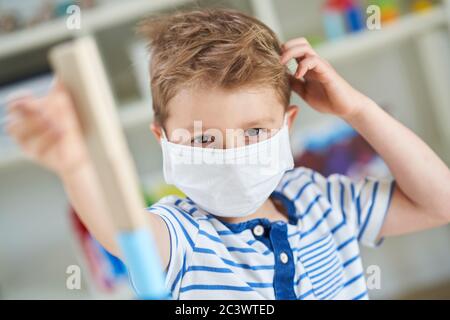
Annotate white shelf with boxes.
[0,0,191,59]
[316,6,446,63]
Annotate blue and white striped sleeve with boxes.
[146,200,200,295]
[315,172,395,248]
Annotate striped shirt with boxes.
[148,167,395,300]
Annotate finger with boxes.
[7,97,42,118]
[296,55,320,79]
[1,112,17,127]
[6,94,34,113]
[7,116,43,145]
[48,84,76,119]
[296,55,332,83]
[6,109,52,144]
[26,126,62,159]
[5,90,34,108]
[282,37,310,51]
[280,44,315,65]
[12,95,64,125]
[289,74,307,99]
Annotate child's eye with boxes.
[245,128,270,138]
[245,128,263,137]
[244,128,270,144]
[191,134,215,146]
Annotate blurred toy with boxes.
[293,120,389,179]
[78,0,97,10]
[68,175,183,295]
[322,0,347,40]
[411,0,434,12]
[70,208,128,293]
[55,0,75,18]
[27,1,54,27]
[307,35,325,48]
[142,182,184,206]
[0,0,98,32]
[0,12,20,34]
[370,0,399,23]
[322,0,365,40]
[51,37,169,299]
[152,184,185,201]
[344,0,365,32]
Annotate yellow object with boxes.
[153,184,186,199]
[381,7,399,23]
[412,0,433,12]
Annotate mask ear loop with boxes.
[283,114,289,127]
[160,127,169,142]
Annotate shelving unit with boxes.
[1,2,448,169]
[0,0,185,169]
[0,0,191,60]
[315,5,446,63]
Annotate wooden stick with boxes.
[49,37,168,299]
[49,37,146,231]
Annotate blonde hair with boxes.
[138,8,290,125]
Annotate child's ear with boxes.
[150,122,163,144]
[286,105,299,130]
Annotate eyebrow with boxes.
[240,117,277,128]
[181,116,277,133]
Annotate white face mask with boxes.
[160,117,294,217]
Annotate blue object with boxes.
[304,122,356,152]
[117,228,170,299]
[323,9,347,40]
[100,244,128,278]
[345,5,365,32]
[93,237,128,278]
[55,0,75,17]
[270,222,296,299]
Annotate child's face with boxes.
[151,86,298,148]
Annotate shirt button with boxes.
[253,225,264,237]
[280,252,289,264]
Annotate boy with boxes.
[5,9,450,300]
